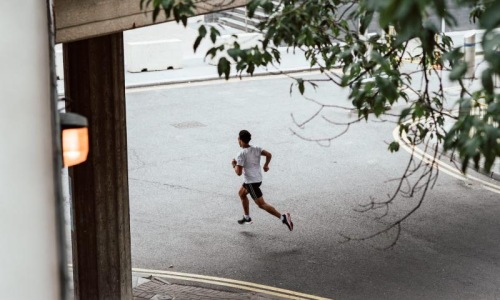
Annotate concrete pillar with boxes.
[0,0,64,299]
[63,33,132,300]
[464,32,476,79]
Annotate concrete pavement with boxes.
[122,57,496,299]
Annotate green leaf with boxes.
[247,64,255,75]
[181,15,188,27]
[140,0,152,10]
[227,48,240,61]
[449,62,467,81]
[217,57,231,80]
[261,0,273,14]
[198,25,207,38]
[481,68,494,94]
[152,6,160,22]
[479,0,500,29]
[210,27,220,43]
[469,5,484,24]
[388,141,400,152]
[193,25,207,52]
[247,0,260,18]
[297,78,305,95]
[399,123,410,135]
[193,36,202,52]
[359,11,374,35]
[399,107,412,121]
[162,0,173,18]
[205,47,218,59]
[271,49,281,63]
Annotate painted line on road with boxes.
[132,267,332,300]
[392,125,500,194]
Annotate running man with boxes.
[231,130,293,231]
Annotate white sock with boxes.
[244,215,250,220]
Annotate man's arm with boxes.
[261,150,272,172]
[232,159,243,176]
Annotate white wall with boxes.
[0,1,61,299]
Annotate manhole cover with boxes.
[171,121,206,129]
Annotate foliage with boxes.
[140,0,196,26]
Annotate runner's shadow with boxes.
[239,231,257,238]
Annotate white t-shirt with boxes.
[235,145,263,183]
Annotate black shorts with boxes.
[243,182,263,200]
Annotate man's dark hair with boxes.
[239,130,251,144]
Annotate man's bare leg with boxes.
[254,197,281,218]
[238,186,250,215]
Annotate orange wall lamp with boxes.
[60,112,89,167]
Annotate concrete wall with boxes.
[126,39,183,72]
[446,30,485,53]
[0,1,61,299]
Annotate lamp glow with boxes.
[62,127,89,167]
[60,112,89,167]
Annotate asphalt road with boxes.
[125,75,500,300]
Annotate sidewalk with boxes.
[124,49,318,89]
[66,270,308,299]
[131,275,287,300]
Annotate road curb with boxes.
[125,66,322,89]
[132,268,332,300]
[432,143,500,182]
[134,275,284,300]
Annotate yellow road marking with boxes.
[68,265,332,300]
[392,125,500,194]
[132,267,332,300]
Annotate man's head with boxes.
[238,130,251,147]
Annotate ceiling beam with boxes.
[55,0,247,43]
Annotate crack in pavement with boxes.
[129,177,231,197]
